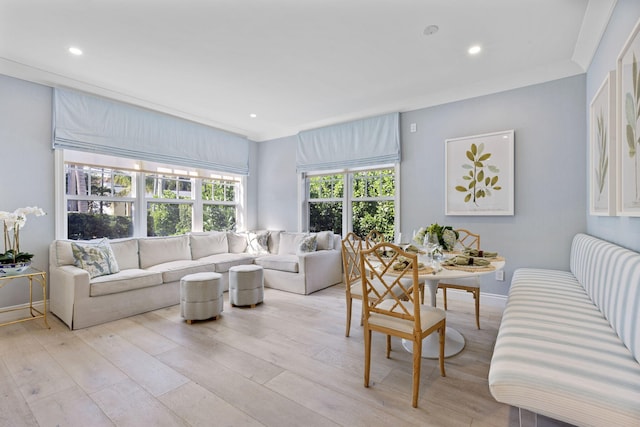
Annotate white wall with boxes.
[0,75,55,306]
[256,75,587,296]
[586,0,640,251]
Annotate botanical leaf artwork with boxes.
[595,109,608,200]
[455,143,501,206]
[625,52,640,202]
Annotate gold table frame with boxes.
[0,267,50,328]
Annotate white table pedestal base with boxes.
[401,327,465,359]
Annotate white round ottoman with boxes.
[229,265,264,308]
[180,272,223,323]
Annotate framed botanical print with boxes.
[617,17,640,216]
[445,130,514,216]
[590,71,616,216]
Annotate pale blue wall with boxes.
[257,134,299,232]
[257,75,587,295]
[0,74,260,308]
[0,74,55,306]
[2,1,638,307]
[586,0,640,251]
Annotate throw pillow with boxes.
[298,234,317,253]
[247,231,270,255]
[71,239,120,279]
[315,231,334,250]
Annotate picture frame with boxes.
[589,70,616,216]
[445,130,514,216]
[616,17,640,216]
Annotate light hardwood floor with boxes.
[0,285,574,427]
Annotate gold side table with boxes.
[0,267,50,328]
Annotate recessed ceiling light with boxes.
[68,46,83,56]
[468,45,482,55]
[423,25,439,36]
[249,113,257,118]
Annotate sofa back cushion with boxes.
[110,238,140,270]
[227,232,248,253]
[52,240,76,267]
[278,232,311,255]
[189,232,228,259]
[138,235,191,268]
[570,233,640,363]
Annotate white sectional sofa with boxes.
[488,233,640,427]
[49,230,342,329]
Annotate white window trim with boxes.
[300,163,401,236]
[55,149,245,239]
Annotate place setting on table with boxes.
[390,224,506,358]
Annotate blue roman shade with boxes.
[53,88,250,175]
[296,112,400,173]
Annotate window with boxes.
[202,176,239,231]
[61,152,244,239]
[145,173,193,237]
[308,174,344,234]
[305,166,397,239]
[352,168,395,238]
[65,164,135,240]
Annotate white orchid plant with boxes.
[0,206,46,264]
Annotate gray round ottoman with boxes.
[180,272,223,324]
[229,265,264,308]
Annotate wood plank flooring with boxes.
[0,285,574,427]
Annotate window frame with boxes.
[300,163,400,238]
[55,150,245,239]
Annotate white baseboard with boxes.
[0,299,47,312]
[443,288,507,311]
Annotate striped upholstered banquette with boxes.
[488,233,640,427]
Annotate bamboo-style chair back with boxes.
[341,232,364,291]
[456,229,480,251]
[359,242,420,327]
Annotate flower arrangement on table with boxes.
[0,206,46,264]
[413,223,459,252]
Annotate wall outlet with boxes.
[410,123,417,133]
[495,270,504,281]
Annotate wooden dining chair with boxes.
[360,242,446,408]
[342,232,407,337]
[342,232,365,337]
[365,229,426,304]
[437,228,482,329]
[364,229,386,248]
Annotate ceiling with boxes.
[0,0,616,142]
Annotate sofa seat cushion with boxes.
[489,268,640,426]
[255,255,299,273]
[196,253,256,273]
[146,259,215,283]
[90,269,163,297]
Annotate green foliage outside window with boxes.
[68,212,133,240]
[308,168,395,240]
[204,205,236,231]
[147,201,192,237]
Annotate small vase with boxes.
[0,261,31,276]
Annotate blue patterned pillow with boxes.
[71,239,120,279]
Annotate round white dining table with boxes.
[401,258,506,359]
